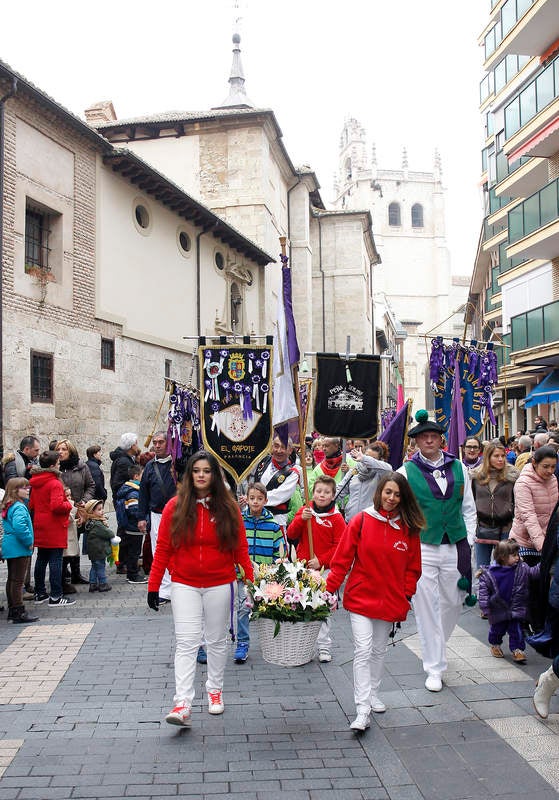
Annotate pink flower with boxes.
[263,582,285,601]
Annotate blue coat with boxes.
[2,501,34,558]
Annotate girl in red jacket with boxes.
[326,472,424,731]
[147,450,253,728]
[29,451,75,608]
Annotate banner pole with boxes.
[280,235,314,560]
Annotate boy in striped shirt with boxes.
[235,482,283,663]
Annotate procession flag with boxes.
[447,354,467,458]
[272,254,300,429]
[378,398,412,470]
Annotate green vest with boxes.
[404,459,467,545]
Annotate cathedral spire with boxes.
[215,32,254,109]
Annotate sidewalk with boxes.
[0,559,557,800]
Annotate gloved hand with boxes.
[147,592,160,611]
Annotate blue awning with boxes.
[524,370,559,407]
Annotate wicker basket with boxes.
[253,617,322,667]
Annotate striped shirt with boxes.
[242,508,283,564]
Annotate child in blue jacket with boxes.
[235,482,283,663]
[1,478,38,623]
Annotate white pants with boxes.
[316,568,331,651]
[171,581,234,706]
[350,613,392,714]
[150,512,171,600]
[412,542,463,677]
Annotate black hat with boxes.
[408,409,445,438]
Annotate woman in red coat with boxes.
[147,450,253,728]
[29,451,74,608]
[327,472,424,731]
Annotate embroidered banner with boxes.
[432,343,486,437]
[199,345,273,483]
[313,353,380,438]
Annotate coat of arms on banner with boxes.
[199,344,273,483]
[314,353,380,438]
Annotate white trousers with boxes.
[150,512,171,600]
[412,542,462,677]
[350,613,392,714]
[171,581,234,706]
[316,568,331,651]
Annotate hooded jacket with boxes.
[478,560,540,623]
[110,448,137,502]
[289,504,346,568]
[344,455,392,522]
[1,501,34,559]
[509,463,558,552]
[28,469,73,548]
[59,457,95,504]
[147,497,254,591]
[326,507,421,622]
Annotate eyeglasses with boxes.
[464,445,480,450]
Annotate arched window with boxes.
[388,202,401,226]
[231,282,242,331]
[344,156,352,181]
[411,203,424,228]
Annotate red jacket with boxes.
[147,497,254,591]
[29,469,73,548]
[326,509,422,622]
[289,506,346,568]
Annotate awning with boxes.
[524,370,559,407]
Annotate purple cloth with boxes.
[447,355,466,459]
[281,260,300,367]
[478,561,538,623]
[488,619,525,651]
[378,400,410,470]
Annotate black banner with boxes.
[313,353,380,438]
[199,345,273,483]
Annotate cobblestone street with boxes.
[0,555,557,800]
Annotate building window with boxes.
[388,203,401,226]
[165,359,172,379]
[101,338,115,370]
[135,205,149,229]
[215,251,225,270]
[31,351,53,403]
[25,207,50,272]
[411,203,424,228]
[133,199,152,235]
[177,230,191,255]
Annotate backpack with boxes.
[115,494,129,529]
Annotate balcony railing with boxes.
[510,299,559,351]
[505,53,559,139]
[508,177,559,244]
[484,0,534,60]
[495,150,531,184]
[484,216,507,242]
[499,241,527,273]
[497,333,511,369]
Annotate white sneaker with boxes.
[165,703,191,727]
[370,696,386,713]
[425,673,443,692]
[318,650,332,663]
[208,689,224,715]
[350,712,370,731]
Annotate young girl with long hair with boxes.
[326,472,424,731]
[471,442,519,569]
[1,478,38,623]
[147,451,253,727]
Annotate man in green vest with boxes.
[399,410,476,692]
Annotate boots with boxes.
[10,606,39,624]
[70,556,89,585]
[533,665,559,718]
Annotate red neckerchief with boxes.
[271,457,289,471]
[320,454,342,477]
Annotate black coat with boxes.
[86,458,107,502]
[110,448,136,502]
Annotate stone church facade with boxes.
[333,117,468,410]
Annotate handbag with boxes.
[526,621,553,659]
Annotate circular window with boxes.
[135,205,149,229]
[132,199,152,235]
[179,231,192,253]
[215,252,225,270]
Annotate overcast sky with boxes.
[1,0,487,276]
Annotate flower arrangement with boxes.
[246,559,337,636]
